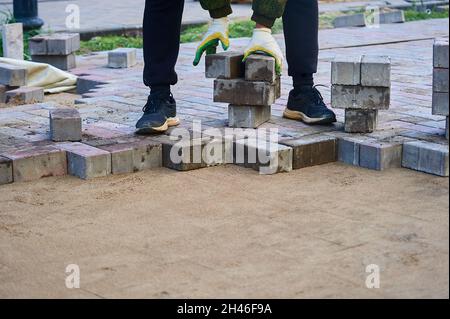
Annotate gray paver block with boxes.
[5,87,44,105]
[279,135,337,170]
[108,48,137,69]
[31,54,76,71]
[58,142,111,179]
[359,141,403,171]
[360,55,391,87]
[0,63,27,86]
[1,23,24,60]
[446,117,449,141]
[434,39,449,69]
[228,104,271,128]
[205,51,244,79]
[245,55,276,83]
[0,155,13,185]
[432,92,449,116]
[333,13,366,28]
[433,68,449,93]
[345,109,378,133]
[0,145,67,182]
[0,84,6,103]
[331,56,361,86]
[214,78,279,106]
[50,109,82,142]
[337,136,375,166]
[29,33,80,55]
[402,140,449,177]
[234,138,293,175]
[379,10,405,24]
[331,85,390,110]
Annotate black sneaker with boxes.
[283,86,337,125]
[135,91,180,134]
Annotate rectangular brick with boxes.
[31,54,76,71]
[331,85,390,110]
[0,155,13,185]
[0,84,6,103]
[205,51,244,79]
[333,13,366,28]
[331,56,361,85]
[214,78,279,106]
[402,141,449,177]
[359,141,403,171]
[228,104,271,128]
[58,142,111,179]
[97,140,162,174]
[434,39,449,69]
[360,55,391,87]
[245,55,276,83]
[432,92,449,116]
[1,145,67,182]
[345,109,378,133]
[433,68,449,93]
[50,109,82,142]
[337,136,375,166]
[5,87,44,105]
[1,23,23,60]
[30,33,80,55]
[108,48,137,69]
[0,63,27,86]
[234,138,292,174]
[279,135,337,170]
[379,10,405,24]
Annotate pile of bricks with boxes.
[432,39,449,140]
[206,52,281,128]
[29,33,80,71]
[331,55,391,133]
[0,63,44,105]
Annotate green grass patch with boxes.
[404,7,449,21]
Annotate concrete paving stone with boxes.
[379,10,405,24]
[433,68,449,93]
[29,33,80,56]
[50,109,82,142]
[234,138,293,175]
[31,54,76,71]
[331,85,390,110]
[0,63,27,86]
[279,135,337,170]
[336,135,376,167]
[97,139,162,175]
[57,142,111,179]
[108,48,137,69]
[0,155,13,185]
[205,51,244,79]
[1,23,24,60]
[0,84,6,103]
[360,55,391,88]
[333,13,366,28]
[434,39,449,69]
[228,104,271,128]
[245,55,276,83]
[446,117,449,141]
[345,109,378,133]
[331,56,361,86]
[402,140,449,177]
[214,78,278,106]
[359,140,403,171]
[5,87,44,105]
[0,145,67,182]
[432,92,449,116]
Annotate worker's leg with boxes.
[283,0,319,87]
[143,0,185,88]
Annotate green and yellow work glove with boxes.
[193,17,230,66]
[243,28,284,75]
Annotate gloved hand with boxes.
[243,28,284,75]
[193,17,230,66]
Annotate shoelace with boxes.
[311,85,327,105]
[142,92,173,113]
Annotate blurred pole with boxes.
[13,0,44,30]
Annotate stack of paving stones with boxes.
[331,55,391,133]
[431,39,449,140]
[29,33,80,70]
[0,63,44,104]
[108,48,138,69]
[207,52,281,128]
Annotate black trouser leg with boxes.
[283,0,319,86]
[143,0,185,88]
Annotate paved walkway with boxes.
[0,0,423,33]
